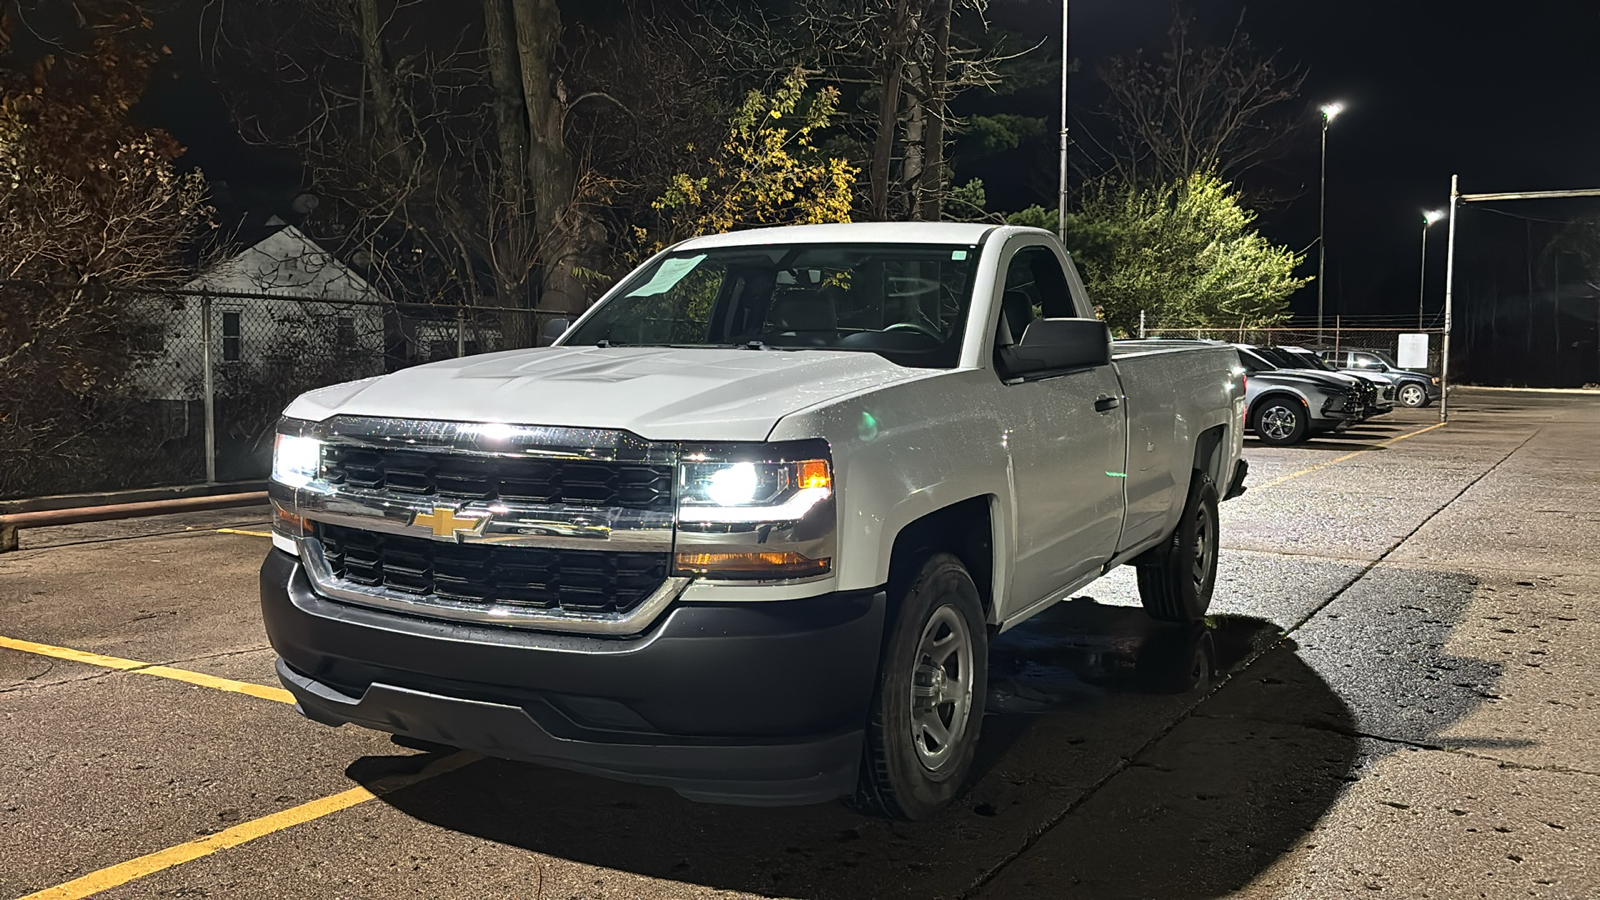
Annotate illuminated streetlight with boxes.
[1419,209,1446,329]
[1317,101,1347,343]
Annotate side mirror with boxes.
[541,316,572,345]
[999,318,1111,378]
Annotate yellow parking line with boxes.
[1253,421,1447,491]
[214,527,272,537]
[0,635,294,705]
[19,751,479,900]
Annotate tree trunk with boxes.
[482,0,532,316]
[901,65,925,220]
[869,0,913,221]
[917,0,951,221]
[509,0,586,316]
[355,0,402,155]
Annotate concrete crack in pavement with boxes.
[957,425,1545,900]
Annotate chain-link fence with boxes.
[1,282,560,500]
[1141,319,1448,374]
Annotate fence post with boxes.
[1334,315,1342,355]
[1138,310,1146,339]
[200,290,217,485]
[456,307,467,358]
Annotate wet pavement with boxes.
[1,388,1596,899]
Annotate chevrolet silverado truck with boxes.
[261,223,1247,820]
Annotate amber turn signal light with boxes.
[674,551,831,580]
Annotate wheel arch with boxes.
[885,496,998,626]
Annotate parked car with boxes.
[261,223,1249,820]
[1259,345,1397,412]
[1316,348,1441,407]
[1232,345,1360,444]
[1236,344,1383,421]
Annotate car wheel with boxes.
[1252,399,1307,445]
[1136,473,1220,624]
[856,553,988,821]
[1398,383,1428,408]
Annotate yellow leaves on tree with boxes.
[642,68,857,250]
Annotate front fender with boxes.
[769,369,1015,617]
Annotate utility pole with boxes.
[1056,0,1069,244]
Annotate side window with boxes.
[221,311,242,362]
[1352,353,1383,369]
[998,246,1076,345]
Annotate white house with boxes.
[135,220,390,403]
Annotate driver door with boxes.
[993,241,1127,612]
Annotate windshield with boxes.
[1236,348,1278,372]
[565,243,982,369]
[1284,348,1336,371]
[1257,347,1303,368]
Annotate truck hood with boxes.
[283,346,932,442]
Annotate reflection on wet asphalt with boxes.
[987,598,1285,712]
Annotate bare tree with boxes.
[210,0,596,328]
[1097,10,1307,187]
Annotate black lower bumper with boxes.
[261,550,886,806]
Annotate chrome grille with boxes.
[319,445,675,512]
[318,523,670,614]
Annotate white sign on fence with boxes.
[1398,333,1430,370]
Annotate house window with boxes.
[335,317,357,349]
[222,311,242,362]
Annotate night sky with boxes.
[138,0,1600,323]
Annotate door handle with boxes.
[1094,395,1121,413]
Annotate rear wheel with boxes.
[1252,398,1307,445]
[1397,383,1428,408]
[1136,474,1220,624]
[857,553,988,821]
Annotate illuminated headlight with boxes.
[272,433,322,488]
[679,458,832,521]
[675,443,834,580]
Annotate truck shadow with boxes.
[355,590,1495,899]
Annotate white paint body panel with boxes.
[281,224,1245,629]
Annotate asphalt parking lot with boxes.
[3,388,1597,900]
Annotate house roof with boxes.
[187,223,386,302]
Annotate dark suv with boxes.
[1317,349,1441,408]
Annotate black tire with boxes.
[1136,473,1220,624]
[1397,382,1429,408]
[1251,397,1308,445]
[856,553,988,821]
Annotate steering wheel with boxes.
[884,321,943,342]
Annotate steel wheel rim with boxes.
[1401,385,1424,406]
[1192,503,1216,590]
[909,604,974,771]
[1260,405,1296,440]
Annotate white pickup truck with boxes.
[262,223,1247,819]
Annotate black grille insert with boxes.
[319,445,674,511]
[317,524,670,615]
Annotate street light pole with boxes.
[1057,0,1069,244]
[1419,209,1444,329]
[1316,102,1344,344]
[1441,175,1460,424]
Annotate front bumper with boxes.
[261,549,886,806]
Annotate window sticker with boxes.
[627,254,707,297]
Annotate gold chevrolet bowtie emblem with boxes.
[412,506,491,542]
